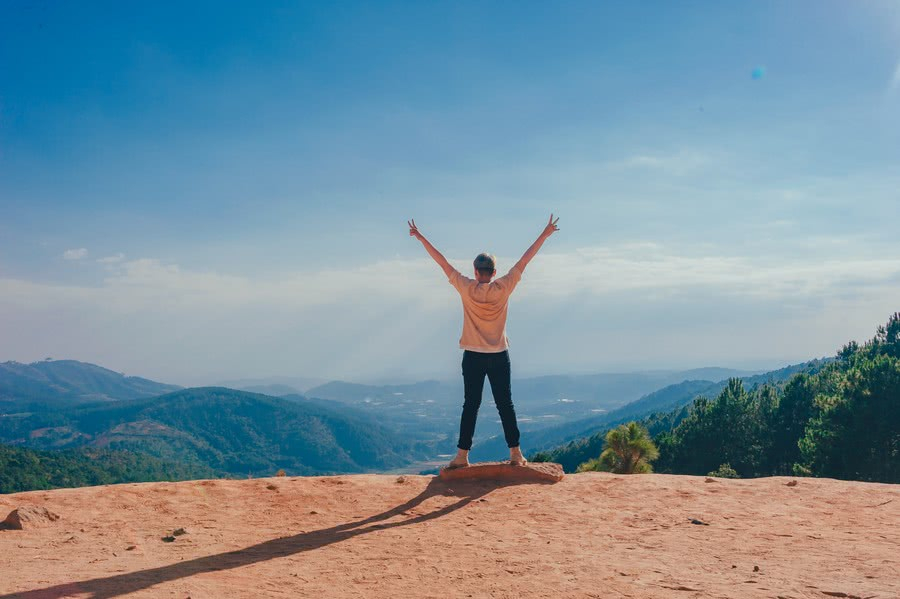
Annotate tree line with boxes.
[539,313,900,484]
[0,444,217,494]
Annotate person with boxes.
[408,215,560,469]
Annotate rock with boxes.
[690,519,709,526]
[753,565,760,572]
[266,484,278,491]
[126,545,137,551]
[786,480,798,487]
[1,506,60,530]
[704,477,717,483]
[161,536,176,542]
[438,461,564,483]
[172,528,187,536]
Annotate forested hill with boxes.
[536,313,900,484]
[0,359,180,409]
[0,444,217,494]
[0,387,431,478]
[475,360,820,460]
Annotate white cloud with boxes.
[62,248,88,260]
[890,58,900,93]
[608,150,712,176]
[519,245,900,301]
[97,253,125,264]
[2,244,899,382]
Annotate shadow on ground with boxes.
[2,476,555,599]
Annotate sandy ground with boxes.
[0,471,897,599]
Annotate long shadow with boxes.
[2,476,553,599]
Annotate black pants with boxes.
[457,349,521,451]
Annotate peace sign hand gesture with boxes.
[408,219,424,241]
[542,214,560,238]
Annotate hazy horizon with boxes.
[2,2,898,384]
[1,354,817,389]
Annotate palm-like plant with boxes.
[577,422,659,474]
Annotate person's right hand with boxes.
[542,214,560,238]
[408,219,424,241]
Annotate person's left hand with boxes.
[408,219,424,240]
[542,214,560,238]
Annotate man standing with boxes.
[408,215,560,469]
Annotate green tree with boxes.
[799,353,900,482]
[577,422,659,474]
[707,463,740,478]
[770,374,819,474]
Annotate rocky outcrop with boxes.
[1,506,60,530]
[439,461,564,482]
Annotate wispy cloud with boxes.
[62,248,88,260]
[3,243,899,381]
[607,150,712,177]
[890,58,900,93]
[97,253,125,264]
[524,245,900,301]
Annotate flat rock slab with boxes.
[1,506,60,530]
[439,461,564,483]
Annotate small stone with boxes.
[704,477,717,483]
[786,480,798,487]
[162,536,176,543]
[126,545,137,551]
[266,484,278,491]
[690,518,709,525]
[732,565,737,569]
[172,528,187,536]
[753,565,760,572]
[309,510,318,515]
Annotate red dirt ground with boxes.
[1,471,897,598]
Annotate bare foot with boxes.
[509,448,528,466]
[446,450,470,470]
[446,457,469,470]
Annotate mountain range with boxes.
[0,358,796,487]
[0,360,180,411]
[0,386,428,477]
[469,360,826,462]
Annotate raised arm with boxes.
[513,214,559,273]
[408,219,456,278]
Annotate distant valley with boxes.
[2,359,772,484]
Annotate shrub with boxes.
[707,463,740,478]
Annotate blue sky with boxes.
[1,1,899,384]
